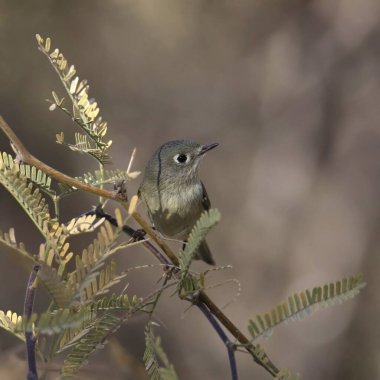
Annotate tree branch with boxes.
[131,210,180,266]
[0,116,114,199]
[196,301,238,380]
[24,264,40,380]
[85,205,172,266]
[198,291,278,375]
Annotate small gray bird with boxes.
[138,140,218,265]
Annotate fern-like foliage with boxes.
[78,168,141,184]
[19,307,89,336]
[0,158,51,238]
[0,227,35,264]
[92,294,143,312]
[18,163,53,194]
[1,151,126,220]
[57,168,140,198]
[178,209,221,292]
[39,225,74,276]
[38,229,73,276]
[248,274,365,341]
[42,212,143,371]
[56,132,111,163]
[143,324,178,380]
[0,150,138,218]
[0,151,55,198]
[0,310,25,342]
[60,313,120,377]
[36,34,112,164]
[0,178,144,374]
[38,263,73,309]
[54,312,99,356]
[37,308,86,336]
[77,260,127,303]
[67,220,127,302]
[55,294,142,355]
[64,214,105,236]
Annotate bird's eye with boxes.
[174,153,189,164]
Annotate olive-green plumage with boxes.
[138,140,218,265]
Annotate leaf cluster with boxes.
[0,155,145,377]
[36,34,111,165]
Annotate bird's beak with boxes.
[198,143,219,156]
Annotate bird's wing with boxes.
[138,186,154,225]
[201,181,211,210]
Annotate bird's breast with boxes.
[144,182,204,239]
[160,183,203,215]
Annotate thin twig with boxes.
[196,301,238,380]
[198,291,278,375]
[24,264,40,380]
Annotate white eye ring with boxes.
[173,153,189,164]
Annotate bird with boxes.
[138,139,218,265]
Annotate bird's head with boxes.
[149,139,218,183]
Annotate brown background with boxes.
[1,1,380,379]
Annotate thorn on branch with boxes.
[10,141,25,164]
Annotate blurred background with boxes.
[1,0,380,379]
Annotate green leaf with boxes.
[57,132,111,163]
[60,313,121,377]
[38,263,73,308]
[39,222,74,275]
[23,307,91,336]
[0,151,56,198]
[0,158,51,238]
[58,168,139,198]
[0,310,25,342]
[248,273,365,341]
[66,220,126,303]
[0,227,35,264]
[36,34,112,165]
[144,323,178,380]
[64,214,105,236]
[76,260,127,303]
[93,294,142,312]
[178,209,220,290]
[19,163,54,195]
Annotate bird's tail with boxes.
[195,240,215,265]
